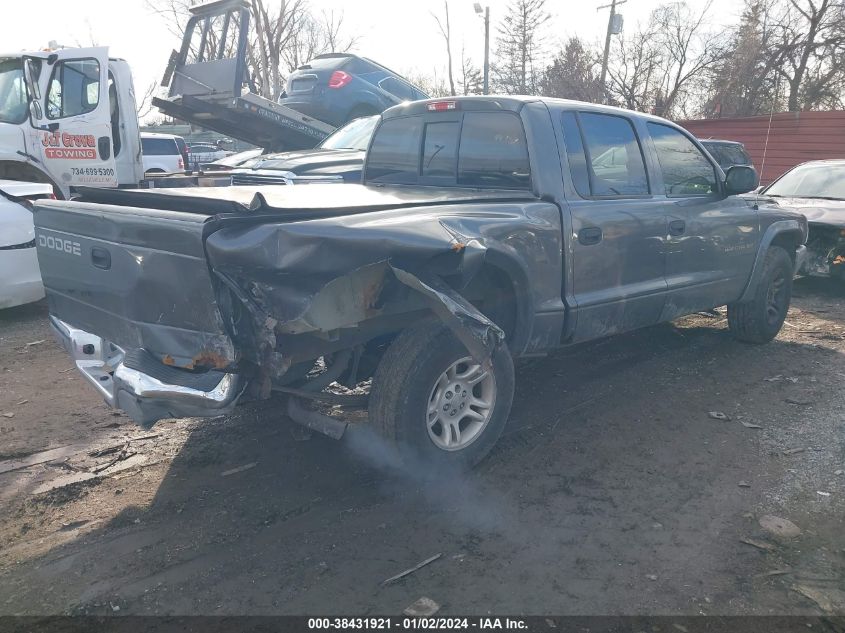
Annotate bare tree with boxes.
[492,0,551,94]
[281,9,359,73]
[648,0,726,117]
[403,70,452,98]
[703,0,784,117]
[146,0,194,39]
[136,81,162,120]
[320,10,358,53]
[432,1,457,96]
[248,0,309,99]
[606,23,665,111]
[769,0,845,111]
[602,1,726,117]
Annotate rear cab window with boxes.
[711,143,751,169]
[365,111,531,189]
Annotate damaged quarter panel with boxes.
[204,193,565,359]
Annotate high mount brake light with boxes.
[328,70,352,89]
[426,101,457,111]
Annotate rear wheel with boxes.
[369,321,514,468]
[728,246,793,343]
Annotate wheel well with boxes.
[349,264,522,384]
[462,264,520,344]
[0,161,65,199]
[771,231,802,262]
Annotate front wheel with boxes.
[369,322,514,468]
[728,246,794,344]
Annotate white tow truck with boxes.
[0,46,146,199]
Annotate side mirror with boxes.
[23,58,41,100]
[724,165,759,195]
[23,58,43,127]
[28,100,42,121]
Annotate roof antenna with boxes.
[756,76,779,210]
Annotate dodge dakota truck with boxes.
[34,96,808,467]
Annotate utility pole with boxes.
[598,0,626,103]
[474,3,490,94]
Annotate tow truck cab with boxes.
[0,47,143,199]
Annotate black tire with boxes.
[345,104,379,123]
[728,246,794,344]
[369,321,515,469]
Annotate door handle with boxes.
[668,219,686,236]
[91,247,111,270]
[578,227,602,246]
[97,136,111,160]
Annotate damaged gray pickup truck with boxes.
[34,97,808,467]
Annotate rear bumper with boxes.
[50,316,245,427]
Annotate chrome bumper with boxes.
[49,316,244,427]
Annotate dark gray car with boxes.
[700,139,753,171]
[758,159,845,280]
[229,115,377,186]
[34,96,807,468]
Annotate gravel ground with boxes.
[0,278,843,616]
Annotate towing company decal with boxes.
[41,131,97,160]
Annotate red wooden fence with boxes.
[678,110,845,184]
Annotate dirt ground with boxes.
[0,279,843,617]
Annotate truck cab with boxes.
[0,47,143,199]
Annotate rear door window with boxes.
[560,112,590,197]
[141,138,178,155]
[379,77,415,101]
[717,144,751,168]
[648,123,719,196]
[577,112,649,196]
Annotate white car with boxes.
[140,133,185,175]
[0,180,54,309]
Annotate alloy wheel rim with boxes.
[426,357,496,451]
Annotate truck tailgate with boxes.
[33,200,236,369]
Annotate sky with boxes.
[2,0,741,117]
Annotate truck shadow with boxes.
[16,317,844,615]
